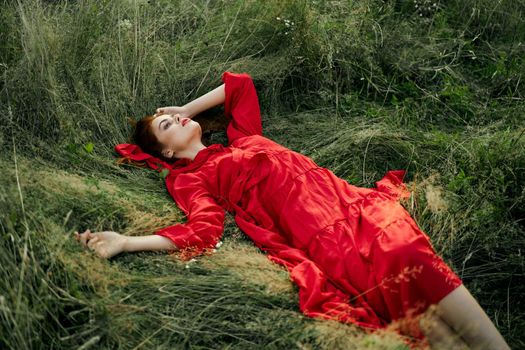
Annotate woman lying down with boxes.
[75,72,510,350]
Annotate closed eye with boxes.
[164,121,172,130]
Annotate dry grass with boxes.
[200,242,295,296]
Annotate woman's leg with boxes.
[419,305,469,350]
[360,208,509,348]
[435,284,510,350]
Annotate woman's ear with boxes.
[162,148,174,159]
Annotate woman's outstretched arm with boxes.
[124,234,177,252]
[75,229,178,259]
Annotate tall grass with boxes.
[1,0,523,348]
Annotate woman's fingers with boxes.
[79,233,89,247]
[74,231,125,259]
[87,236,100,250]
[83,233,93,247]
[154,107,186,118]
[74,229,95,248]
[75,229,116,258]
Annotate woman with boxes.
[75,72,510,349]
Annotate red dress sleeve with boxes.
[222,71,263,144]
[154,173,225,261]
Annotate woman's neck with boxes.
[176,141,207,161]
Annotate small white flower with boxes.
[185,258,197,269]
[276,17,281,20]
[117,19,132,30]
[360,77,365,80]
[215,241,223,248]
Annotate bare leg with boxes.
[419,305,469,350]
[435,284,510,350]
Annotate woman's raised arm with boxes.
[155,71,263,146]
[155,84,225,119]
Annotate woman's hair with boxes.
[132,115,175,163]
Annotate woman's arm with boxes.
[155,84,225,119]
[75,229,178,259]
[221,72,262,143]
[183,84,225,117]
[124,234,178,252]
[155,71,263,146]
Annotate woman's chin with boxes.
[196,124,202,136]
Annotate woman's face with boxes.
[151,114,202,158]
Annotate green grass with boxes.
[1,0,524,348]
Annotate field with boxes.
[1,0,524,348]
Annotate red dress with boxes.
[115,72,463,340]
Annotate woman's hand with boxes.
[74,229,128,259]
[154,106,193,119]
